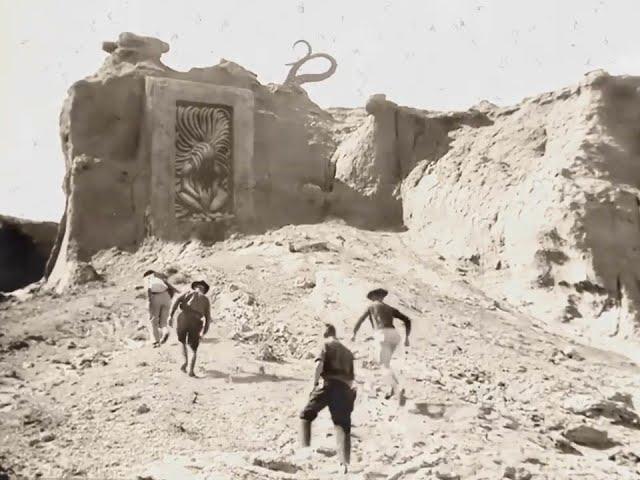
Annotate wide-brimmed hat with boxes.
[367,288,388,300]
[191,280,210,293]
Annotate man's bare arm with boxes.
[202,297,212,334]
[393,308,412,344]
[351,309,370,340]
[168,292,186,323]
[313,359,323,387]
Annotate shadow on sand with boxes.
[201,368,304,384]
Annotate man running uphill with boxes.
[299,324,356,474]
[169,280,212,377]
[143,270,177,347]
[351,287,411,400]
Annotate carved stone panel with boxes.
[174,102,233,221]
[144,78,254,240]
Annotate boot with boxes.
[299,419,312,447]
[334,425,351,470]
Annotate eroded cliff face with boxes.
[403,71,640,341]
[328,95,490,228]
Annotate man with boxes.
[351,288,411,400]
[299,324,356,474]
[143,270,177,347]
[169,280,212,377]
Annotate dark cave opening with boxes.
[0,224,47,292]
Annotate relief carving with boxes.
[174,102,233,221]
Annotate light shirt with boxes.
[147,275,168,293]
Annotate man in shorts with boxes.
[168,280,212,377]
[143,270,177,347]
[351,288,411,400]
[299,323,356,474]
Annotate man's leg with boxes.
[176,316,188,372]
[328,382,355,472]
[299,385,328,447]
[158,294,171,344]
[186,322,202,377]
[148,296,161,344]
[187,336,199,377]
[379,339,396,396]
[180,343,188,372]
[390,333,403,394]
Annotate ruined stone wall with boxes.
[48,33,337,289]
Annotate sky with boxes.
[0,0,638,221]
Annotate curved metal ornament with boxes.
[283,39,337,86]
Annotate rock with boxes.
[6,340,29,351]
[409,401,448,419]
[40,432,55,443]
[315,447,336,458]
[0,369,21,380]
[288,241,331,253]
[251,453,301,474]
[563,425,618,449]
[136,404,151,415]
[609,391,635,409]
[434,466,461,480]
[609,447,640,467]
[297,278,316,289]
[386,453,441,480]
[504,466,532,480]
[74,263,102,284]
[563,395,640,428]
[256,343,282,363]
[561,346,584,361]
[101,32,170,67]
[554,435,583,455]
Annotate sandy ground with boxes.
[1,222,639,479]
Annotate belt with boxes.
[150,290,168,294]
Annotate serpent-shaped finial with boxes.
[283,39,337,86]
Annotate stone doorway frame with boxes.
[144,77,255,240]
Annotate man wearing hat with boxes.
[351,287,411,399]
[168,280,212,377]
[143,270,178,347]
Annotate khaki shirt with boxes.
[171,291,212,323]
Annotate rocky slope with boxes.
[1,223,639,479]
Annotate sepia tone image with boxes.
[1,1,640,479]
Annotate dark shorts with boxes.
[176,312,203,350]
[300,380,357,431]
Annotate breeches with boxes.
[176,312,203,350]
[374,328,401,367]
[300,380,357,431]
